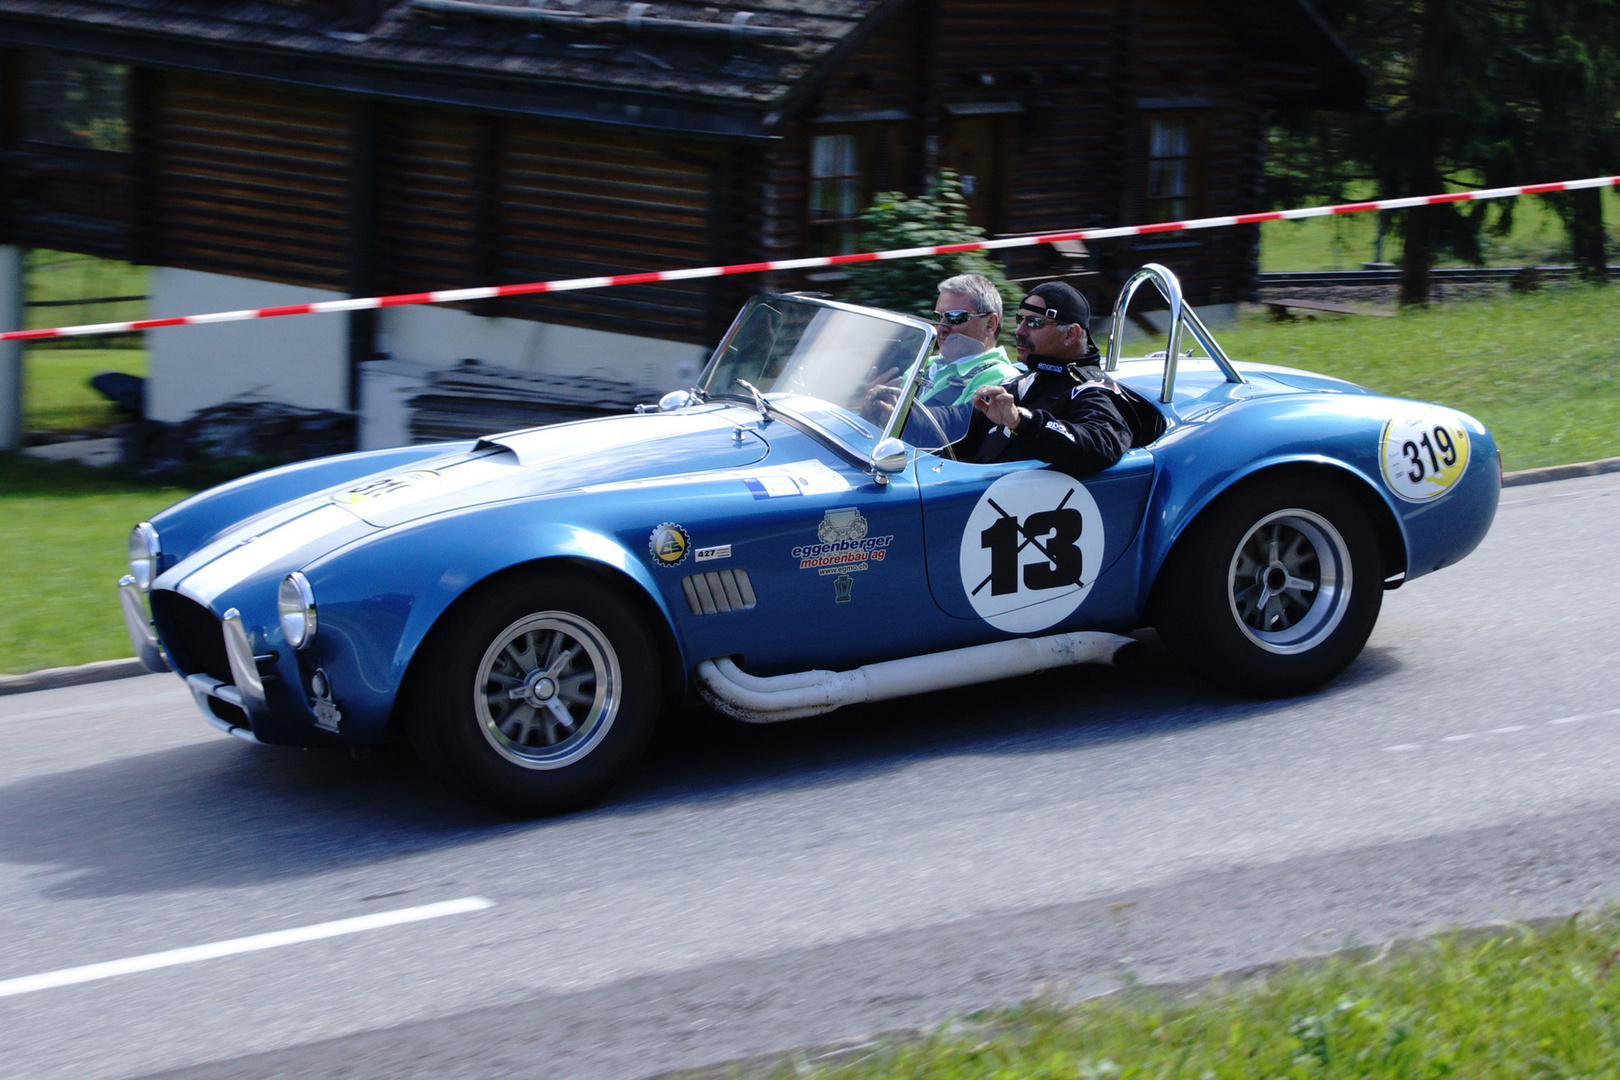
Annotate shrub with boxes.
[840,171,1022,327]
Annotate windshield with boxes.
[702,297,934,447]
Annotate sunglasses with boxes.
[1013,314,1069,330]
[936,310,990,326]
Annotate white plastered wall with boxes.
[364,303,708,450]
[145,267,711,449]
[147,268,348,423]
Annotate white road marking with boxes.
[0,896,494,999]
[1550,709,1620,725]
[1384,706,1620,752]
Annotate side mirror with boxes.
[658,389,696,412]
[871,438,908,473]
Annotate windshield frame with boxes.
[699,294,939,468]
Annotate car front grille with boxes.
[681,569,757,616]
[150,590,232,683]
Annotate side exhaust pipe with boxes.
[696,631,1136,723]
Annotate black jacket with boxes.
[957,357,1135,477]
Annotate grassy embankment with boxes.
[776,915,1620,1080]
[0,455,190,673]
[1213,284,1619,472]
[3,251,175,675]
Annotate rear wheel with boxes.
[409,571,662,816]
[1155,475,1383,696]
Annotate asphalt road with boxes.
[5,472,1620,1080]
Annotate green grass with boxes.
[1210,285,1619,471]
[25,348,145,431]
[25,248,146,317]
[1259,187,1620,272]
[20,249,149,432]
[0,455,191,674]
[783,914,1620,1080]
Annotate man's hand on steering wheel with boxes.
[859,364,901,424]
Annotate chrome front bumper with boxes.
[118,575,170,674]
[185,673,264,744]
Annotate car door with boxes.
[652,439,944,677]
[917,448,1157,633]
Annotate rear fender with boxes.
[1140,455,1408,612]
[1134,391,1502,611]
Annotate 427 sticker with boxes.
[958,471,1105,633]
[1380,410,1471,502]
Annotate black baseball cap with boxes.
[1020,282,1091,327]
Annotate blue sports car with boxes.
[119,265,1499,814]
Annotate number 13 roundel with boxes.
[958,471,1106,633]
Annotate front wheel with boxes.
[1155,475,1384,696]
[409,571,662,816]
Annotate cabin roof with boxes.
[0,0,1363,136]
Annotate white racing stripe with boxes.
[0,896,494,999]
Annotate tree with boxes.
[1509,0,1620,280]
[1271,0,1620,294]
[1271,0,1523,305]
[840,171,1021,324]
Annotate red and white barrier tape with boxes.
[7,174,1616,343]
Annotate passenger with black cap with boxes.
[957,281,1136,477]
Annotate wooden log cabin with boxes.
[0,0,1362,447]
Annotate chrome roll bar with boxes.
[1103,263,1245,403]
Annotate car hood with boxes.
[160,407,771,604]
[334,407,771,527]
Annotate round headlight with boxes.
[278,572,317,650]
[127,522,161,593]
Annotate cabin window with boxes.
[1144,117,1201,224]
[806,127,902,254]
[21,51,131,152]
[808,133,862,253]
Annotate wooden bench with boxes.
[1266,297,1397,321]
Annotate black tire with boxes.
[1154,475,1383,696]
[408,570,663,816]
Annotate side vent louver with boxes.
[682,569,757,616]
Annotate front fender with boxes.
[295,502,682,739]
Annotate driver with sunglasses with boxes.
[923,272,1025,406]
[957,281,1134,477]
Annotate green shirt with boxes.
[918,346,1025,406]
